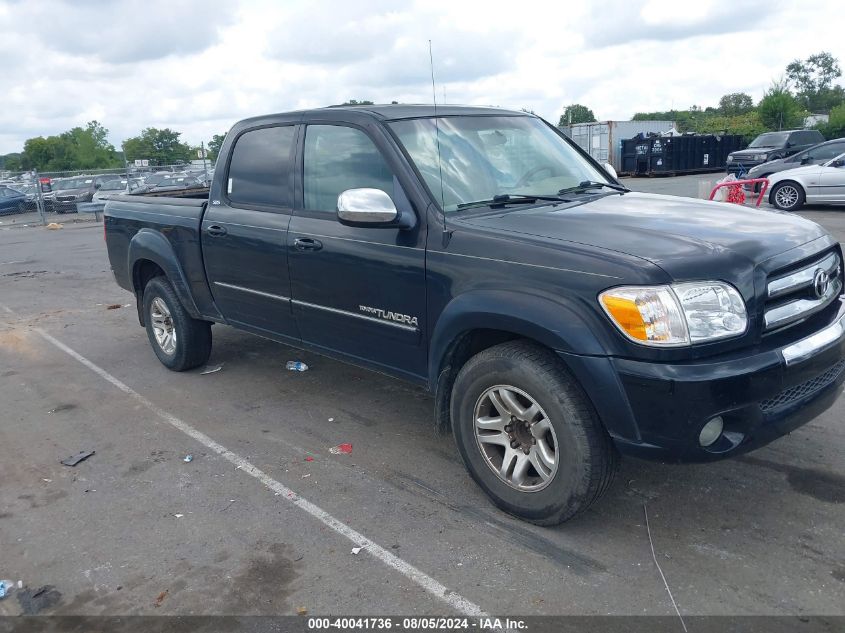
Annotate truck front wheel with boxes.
[143,276,212,371]
[451,340,617,525]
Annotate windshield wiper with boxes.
[456,193,564,210]
[557,181,630,195]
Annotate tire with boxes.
[142,276,212,371]
[771,181,805,211]
[753,175,771,194]
[450,340,618,525]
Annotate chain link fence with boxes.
[0,156,214,225]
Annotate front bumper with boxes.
[560,301,845,462]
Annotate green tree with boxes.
[0,153,22,171]
[786,51,845,113]
[559,104,596,125]
[123,128,192,166]
[757,80,803,130]
[694,111,766,143]
[12,121,120,171]
[62,121,119,169]
[207,133,227,161]
[717,92,754,116]
[816,103,845,140]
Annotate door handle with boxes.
[294,237,323,251]
[207,225,227,237]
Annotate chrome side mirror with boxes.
[603,162,618,180]
[337,188,398,226]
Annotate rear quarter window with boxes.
[227,125,296,209]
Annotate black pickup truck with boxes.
[105,105,845,525]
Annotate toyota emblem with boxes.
[812,268,830,299]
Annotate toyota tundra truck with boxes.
[104,105,845,525]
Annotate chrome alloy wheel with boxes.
[473,385,558,492]
[150,297,177,355]
[775,184,799,209]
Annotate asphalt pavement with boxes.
[0,180,843,619]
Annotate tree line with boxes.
[0,99,395,173]
[558,51,845,142]
[0,124,226,173]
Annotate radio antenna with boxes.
[428,39,449,242]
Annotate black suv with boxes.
[748,137,845,182]
[727,129,825,176]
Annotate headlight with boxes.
[599,282,747,346]
[753,154,768,161]
[726,156,734,163]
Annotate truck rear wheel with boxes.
[451,340,617,525]
[143,276,212,371]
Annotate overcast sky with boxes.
[1,0,844,154]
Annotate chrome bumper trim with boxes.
[782,304,845,366]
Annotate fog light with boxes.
[699,416,724,447]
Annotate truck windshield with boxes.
[748,132,789,148]
[389,115,608,212]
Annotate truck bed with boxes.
[104,193,217,320]
[134,187,210,199]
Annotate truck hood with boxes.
[731,148,776,158]
[459,192,827,277]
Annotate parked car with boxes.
[768,152,845,211]
[104,105,845,525]
[93,179,140,201]
[726,129,825,177]
[13,183,38,209]
[0,186,27,215]
[748,137,845,188]
[51,175,113,213]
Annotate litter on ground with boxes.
[285,361,308,372]
[351,547,362,555]
[60,450,95,467]
[183,455,193,463]
[329,443,353,455]
[200,365,223,375]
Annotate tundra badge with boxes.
[359,305,418,327]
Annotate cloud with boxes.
[579,0,773,47]
[7,0,225,63]
[265,1,522,87]
[0,0,843,155]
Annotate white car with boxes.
[768,152,845,211]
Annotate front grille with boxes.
[760,360,845,413]
[763,250,842,332]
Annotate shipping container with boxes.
[558,120,674,172]
[620,134,745,176]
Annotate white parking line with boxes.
[13,316,486,617]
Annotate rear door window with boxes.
[227,125,296,209]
